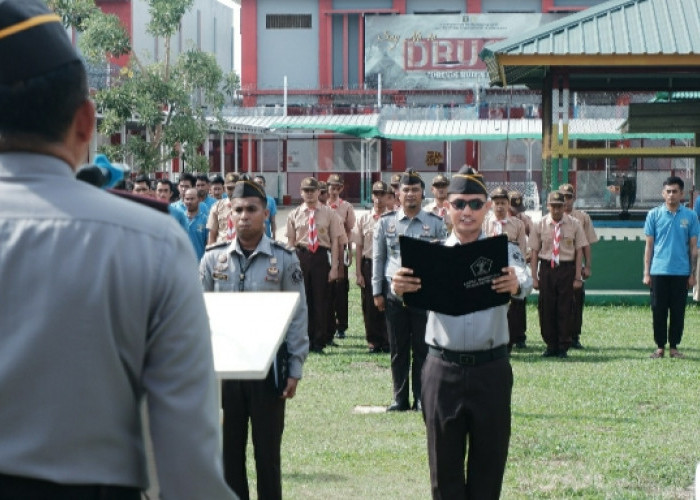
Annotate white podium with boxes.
[204,291,301,380]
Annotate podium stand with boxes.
[205,292,301,379]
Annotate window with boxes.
[266,14,312,29]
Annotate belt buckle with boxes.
[458,353,476,365]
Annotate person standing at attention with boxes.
[286,177,342,353]
[392,166,531,499]
[372,169,447,412]
[529,191,587,359]
[644,176,698,359]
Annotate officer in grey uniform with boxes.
[200,180,309,500]
[372,169,448,412]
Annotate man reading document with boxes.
[392,166,532,500]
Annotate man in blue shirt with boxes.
[196,174,217,215]
[254,175,277,239]
[643,176,699,359]
[184,187,209,261]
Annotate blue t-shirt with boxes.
[168,205,189,231]
[264,195,277,238]
[185,211,209,261]
[644,204,699,275]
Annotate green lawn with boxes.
[249,282,700,499]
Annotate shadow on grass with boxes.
[284,471,346,484]
[511,345,700,363]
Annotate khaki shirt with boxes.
[530,213,587,262]
[570,209,598,245]
[207,198,232,244]
[328,198,356,244]
[424,200,452,231]
[485,216,527,256]
[286,203,343,249]
[512,212,533,237]
[353,210,383,259]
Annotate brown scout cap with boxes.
[390,173,402,187]
[432,174,449,187]
[490,187,509,200]
[327,173,343,185]
[300,177,319,190]
[547,191,565,205]
[558,183,575,196]
[372,181,389,193]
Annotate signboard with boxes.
[364,14,565,90]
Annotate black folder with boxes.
[399,234,510,316]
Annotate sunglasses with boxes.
[449,198,486,211]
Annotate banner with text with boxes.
[364,14,565,90]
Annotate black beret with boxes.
[448,166,487,196]
[0,0,82,85]
[399,169,424,188]
[231,180,266,201]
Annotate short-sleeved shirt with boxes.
[530,213,587,262]
[372,209,448,296]
[265,195,277,238]
[484,215,527,256]
[286,203,343,249]
[168,204,189,231]
[570,209,598,245]
[644,204,700,275]
[186,210,209,261]
[353,210,384,259]
[207,198,233,244]
[328,198,356,246]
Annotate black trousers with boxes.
[422,355,512,500]
[572,283,585,342]
[0,474,140,500]
[360,258,388,348]
[537,261,575,352]
[326,264,349,341]
[385,295,428,405]
[296,246,330,349]
[506,297,527,347]
[222,378,286,500]
[650,275,688,349]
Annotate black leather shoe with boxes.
[515,341,527,349]
[310,345,325,354]
[386,401,409,412]
[542,349,558,357]
[335,330,346,339]
[368,346,382,354]
[326,340,338,347]
[412,399,422,412]
[571,340,584,349]
[558,350,568,358]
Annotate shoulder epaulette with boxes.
[381,210,396,217]
[271,240,294,254]
[205,241,229,252]
[426,211,443,219]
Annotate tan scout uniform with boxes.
[530,212,587,355]
[485,216,527,256]
[354,209,389,351]
[287,203,343,351]
[327,196,356,339]
[207,198,233,244]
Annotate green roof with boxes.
[480,0,700,89]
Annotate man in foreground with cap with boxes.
[0,1,234,498]
[559,183,598,349]
[354,181,392,353]
[507,190,533,349]
[201,180,308,500]
[287,177,343,353]
[326,173,356,341]
[485,187,528,352]
[372,169,447,411]
[530,191,587,358]
[392,166,532,499]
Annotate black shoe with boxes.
[558,350,568,358]
[386,401,410,412]
[326,340,338,347]
[412,399,422,412]
[515,341,527,349]
[381,345,391,353]
[542,349,558,357]
[571,340,584,349]
[335,330,346,339]
[368,346,382,354]
[310,345,325,354]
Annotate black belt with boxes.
[428,345,508,366]
[539,258,574,268]
[0,473,140,499]
[295,245,329,253]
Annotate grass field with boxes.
[246,280,700,499]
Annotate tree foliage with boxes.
[50,0,236,173]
